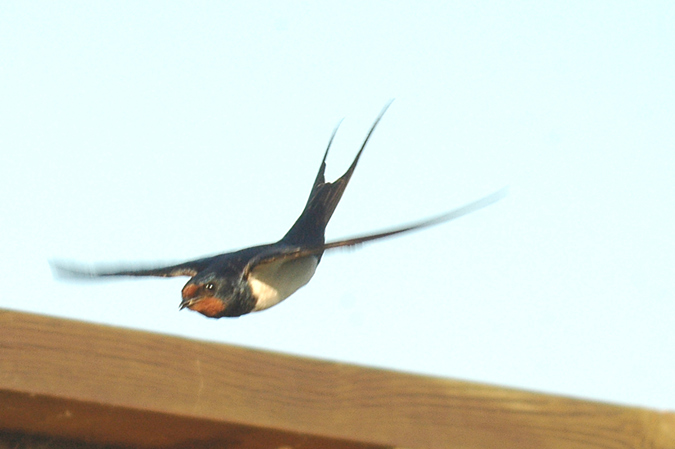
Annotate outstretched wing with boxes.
[244,188,507,276]
[50,256,216,280]
[322,187,507,250]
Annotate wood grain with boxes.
[1,309,674,449]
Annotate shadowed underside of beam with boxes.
[1,309,674,449]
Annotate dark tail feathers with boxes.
[282,102,392,247]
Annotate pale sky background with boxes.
[1,3,674,410]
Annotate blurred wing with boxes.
[50,256,215,280]
[322,187,507,250]
[245,188,507,274]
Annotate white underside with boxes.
[248,255,318,311]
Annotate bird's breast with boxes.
[248,255,318,311]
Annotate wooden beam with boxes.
[2,309,674,449]
[0,389,383,449]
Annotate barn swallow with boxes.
[53,103,506,318]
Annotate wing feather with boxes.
[244,188,507,275]
[50,256,215,280]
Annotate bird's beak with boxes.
[181,283,201,310]
[178,295,227,317]
[179,298,195,310]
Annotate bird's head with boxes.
[180,272,252,318]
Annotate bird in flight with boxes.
[53,103,505,318]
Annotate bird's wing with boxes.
[50,256,216,279]
[244,188,507,275]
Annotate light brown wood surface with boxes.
[2,309,674,449]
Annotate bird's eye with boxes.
[204,283,215,291]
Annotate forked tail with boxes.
[282,102,392,248]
